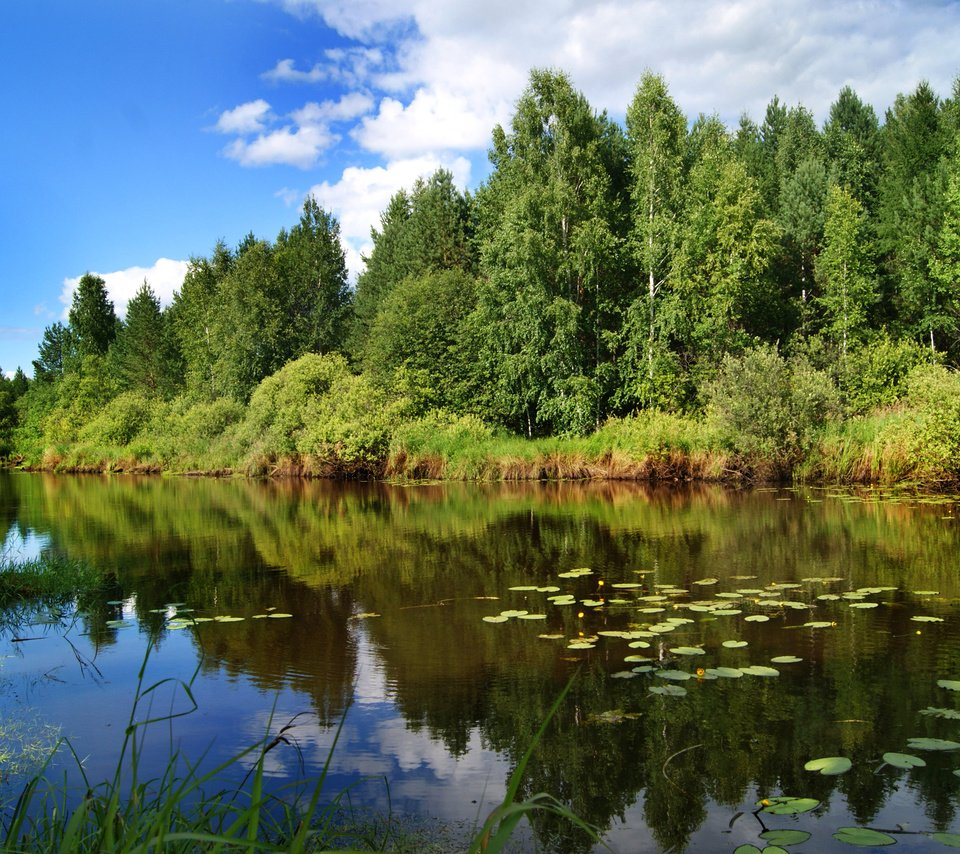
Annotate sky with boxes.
[2,0,960,377]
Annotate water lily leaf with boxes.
[832,827,896,846]
[632,665,656,673]
[537,585,561,593]
[580,599,605,608]
[538,633,565,640]
[920,707,960,719]
[913,590,940,596]
[937,680,960,691]
[849,602,879,609]
[647,623,677,633]
[639,607,666,613]
[930,832,960,848]
[508,585,537,591]
[214,616,245,623]
[611,582,642,589]
[713,608,742,616]
[760,829,811,845]
[105,619,133,629]
[817,594,841,601]
[624,655,653,663]
[744,615,770,622]
[567,641,596,650]
[722,640,748,648]
[741,665,780,677]
[192,617,214,623]
[715,592,743,599]
[733,846,762,854]
[649,685,687,696]
[912,615,945,622]
[882,752,926,769]
[483,615,509,623]
[907,737,960,751]
[500,609,528,618]
[737,588,765,595]
[781,601,811,610]
[805,756,852,775]
[518,613,547,620]
[693,577,719,585]
[252,614,269,619]
[705,667,743,679]
[666,617,695,625]
[610,671,639,679]
[656,669,692,681]
[670,646,705,656]
[759,796,820,815]
[771,655,803,664]
[804,621,835,629]
[628,640,651,649]
[267,613,293,619]
[688,604,713,612]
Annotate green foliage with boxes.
[363,269,479,414]
[237,353,410,473]
[112,282,181,398]
[68,273,118,359]
[706,344,839,461]
[841,334,930,413]
[77,391,156,447]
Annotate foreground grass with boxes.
[0,554,111,611]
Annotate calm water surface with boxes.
[2,471,960,852]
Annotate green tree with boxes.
[363,269,479,414]
[171,242,232,402]
[32,322,75,382]
[473,69,628,435]
[275,196,351,355]
[620,71,687,408]
[823,85,882,212]
[815,185,877,358]
[929,156,960,357]
[671,117,780,382]
[113,281,179,397]
[68,273,118,359]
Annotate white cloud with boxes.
[307,154,471,279]
[293,92,374,124]
[60,259,190,320]
[262,58,326,84]
[225,123,335,169]
[215,99,272,134]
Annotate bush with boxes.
[78,392,155,447]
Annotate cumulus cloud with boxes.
[60,259,190,320]
[215,99,272,134]
[224,123,335,169]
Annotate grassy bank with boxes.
[8,352,960,490]
[0,554,112,611]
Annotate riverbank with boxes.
[6,353,960,491]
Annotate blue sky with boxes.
[3,0,959,377]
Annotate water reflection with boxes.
[2,471,960,851]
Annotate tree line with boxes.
[3,68,960,463]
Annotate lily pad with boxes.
[649,685,687,696]
[849,602,879,609]
[921,707,960,719]
[930,832,960,848]
[832,827,896,847]
[882,752,926,769]
[567,641,596,650]
[912,615,945,623]
[771,655,803,664]
[483,615,509,623]
[732,846,762,854]
[609,671,639,679]
[744,615,770,623]
[740,665,780,677]
[508,585,537,591]
[759,796,820,815]
[804,621,835,629]
[692,577,719,585]
[500,609,528,618]
[214,615,245,623]
[627,640,651,649]
[267,613,293,619]
[760,830,811,845]
[805,756,852,775]
[705,666,743,678]
[105,619,133,629]
[518,613,547,620]
[624,655,653,663]
[937,680,960,691]
[656,669,692,681]
[907,737,960,751]
[722,640,748,648]
[669,646,705,656]
[713,608,742,616]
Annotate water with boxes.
[2,471,960,852]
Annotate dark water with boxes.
[2,471,960,852]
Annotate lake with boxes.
[2,471,960,852]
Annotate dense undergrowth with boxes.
[5,344,960,490]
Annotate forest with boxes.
[2,68,960,485]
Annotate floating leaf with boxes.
[759,796,820,815]
[907,737,960,751]
[744,615,770,623]
[913,590,940,596]
[849,602,879,609]
[740,665,780,677]
[538,633,565,640]
[483,615,509,623]
[267,613,293,619]
[693,577,719,585]
[649,685,687,696]
[817,594,841,601]
[722,640,748,648]
[670,646,705,656]
[705,667,743,679]
[938,680,960,691]
[639,607,666,614]
[252,614,269,619]
[912,615,945,623]
[713,609,742,616]
[624,655,653,663]
[771,655,803,664]
[508,585,537,591]
[214,616,245,623]
[920,707,960,719]
[805,756,852,775]
[930,832,960,848]
[537,585,561,593]
[567,641,596,650]
[737,588,764,595]
[519,613,547,620]
[647,623,677,633]
[632,665,656,673]
[628,640,651,649]
[105,619,133,629]
[804,621,834,629]
[611,582,642,589]
[656,669,692,681]
[666,617,695,625]
[760,830,811,845]
[610,671,639,679]
[882,752,926,769]
[500,610,528,618]
[733,846,762,854]
[832,827,896,847]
